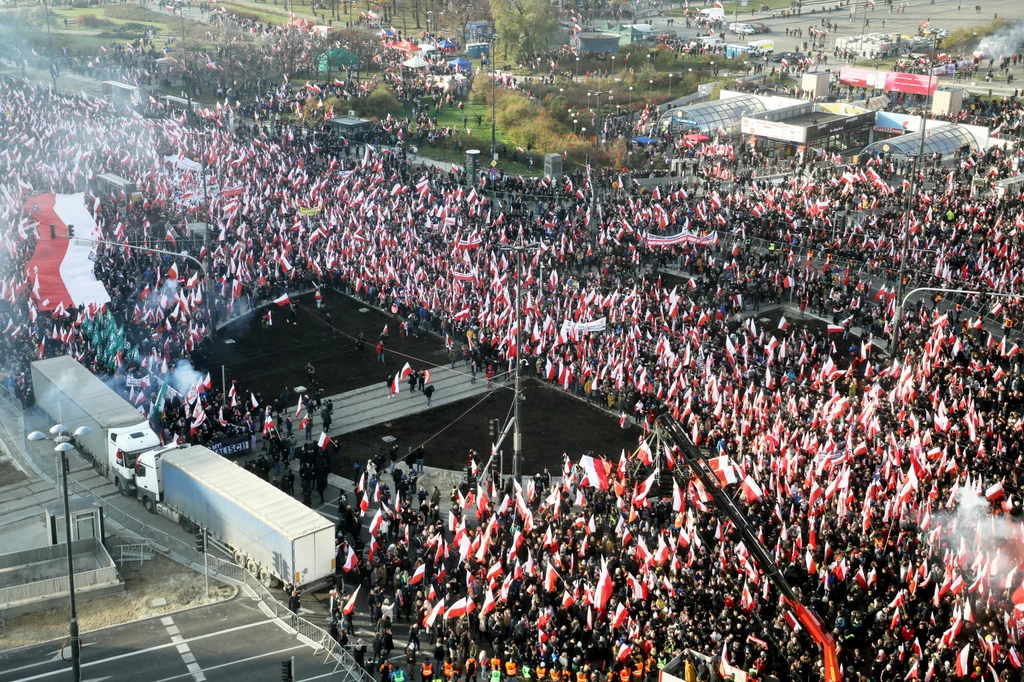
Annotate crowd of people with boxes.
[4,18,1024,678]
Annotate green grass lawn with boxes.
[218,0,294,25]
[49,6,169,33]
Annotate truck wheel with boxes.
[232,549,245,566]
[259,568,277,588]
[180,517,194,533]
[142,496,155,513]
[246,557,259,574]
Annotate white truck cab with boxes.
[109,426,162,493]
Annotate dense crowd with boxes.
[4,47,1024,681]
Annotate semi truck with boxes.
[135,445,337,589]
[32,356,162,496]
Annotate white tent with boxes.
[402,56,429,69]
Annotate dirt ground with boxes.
[331,378,642,477]
[0,547,235,651]
[0,452,27,488]
[200,291,448,400]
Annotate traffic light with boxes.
[488,419,496,437]
[281,658,294,682]
[67,224,75,238]
[194,531,205,553]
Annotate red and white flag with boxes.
[23,193,110,312]
[274,293,291,307]
[343,586,360,615]
[318,431,332,451]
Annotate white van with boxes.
[747,39,775,54]
[699,7,725,20]
[700,36,727,49]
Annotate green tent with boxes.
[318,48,359,73]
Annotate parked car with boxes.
[750,22,771,33]
[769,50,805,62]
[728,22,757,35]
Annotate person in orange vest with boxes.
[504,658,518,682]
[630,659,643,682]
[422,660,434,682]
[617,664,631,682]
[644,656,656,682]
[443,658,457,682]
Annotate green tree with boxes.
[491,0,557,63]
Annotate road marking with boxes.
[162,616,206,682]
[6,618,277,681]
[148,645,307,682]
[44,642,94,662]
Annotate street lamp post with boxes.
[490,33,497,161]
[575,56,580,81]
[628,86,633,116]
[586,89,611,239]
[28,423,94,682]
[496,235,540,484]
[892,35,939,353]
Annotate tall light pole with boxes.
[29,422,94,682]
[497,235,539,483]
[891,35,939,353]
[490,32,497,162]
[587,89,610,239]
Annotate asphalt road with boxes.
[646,0,1023,74]
[0,597,342,682]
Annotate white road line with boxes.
[148,645,307,682]
[8,619,277,682]
[162,617,205,682]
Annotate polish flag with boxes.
[986,481,1005,501]
[23,193,110,312]
[595,558,614,611]
[827,324,844,334]
[342,544,358,572]
[955,644,970,677]
[740,476,764,503]
[446,597,474,620]
[423,600,445,628]
[343,586,360,615]
[579,454,610,490]
[369,509,383,537]
[617,644,634,662]
[481,588,497,615]
[318,431,332,451]
[778,316,789,331]
[545,563,559,592]
[610,602,629,629]
[274,293,291,306]
[250,393,259,409]
[410,563,426,585]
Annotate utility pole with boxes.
[891,34,939,353]
[497,234,539,484]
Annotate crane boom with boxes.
[657,415,841,682]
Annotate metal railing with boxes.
[113,543,155,566]
[0,564,119,607]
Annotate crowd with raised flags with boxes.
[5,67,1024,681]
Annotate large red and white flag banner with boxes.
[23,193,110,312]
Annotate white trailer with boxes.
[135,445,336,589]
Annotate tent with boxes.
[448,57,472,70]
[418,43,437,53]
[378,28,396,38]
[437,39,457,50]
[402,56,429,69]
[318,48,359,73]
[684,133,710,143]
[632,136,658,145]
[392,40,420,52]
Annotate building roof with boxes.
[660,95,768,135]
[860,123,979,158]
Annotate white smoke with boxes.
[953,482,1023,569]
[975,22,1024,60]
[167,358,205,394]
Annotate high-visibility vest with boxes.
[505,662,518,677]
[423,664,433,678]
